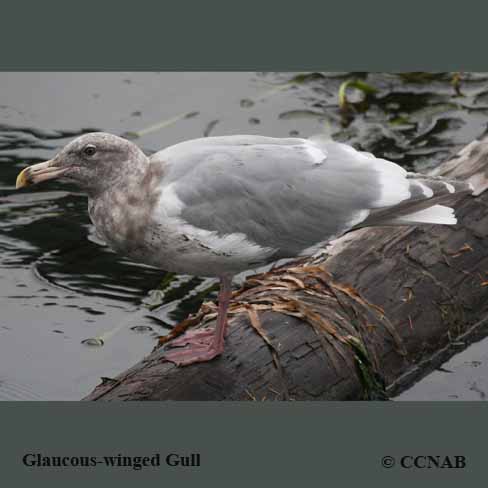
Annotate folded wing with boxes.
[150,136,472,258]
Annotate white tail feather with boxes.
[391,204,457,225]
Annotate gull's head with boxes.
[15,132,146,195]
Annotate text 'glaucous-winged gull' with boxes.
[16,133,473,365]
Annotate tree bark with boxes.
[83,137,488,401]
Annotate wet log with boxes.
[84,137,488,401]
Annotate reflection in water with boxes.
[1,72,488,400]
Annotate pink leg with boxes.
[169,327,216,347]
[163,275,233,366]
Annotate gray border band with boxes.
[1,1,487,485]
[1,402,486,485]
[1,1,486,70]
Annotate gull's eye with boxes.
[83,145,97,157]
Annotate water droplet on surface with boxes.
[81,337,104,347]
[240,98,254,108]
[130,325,153,333]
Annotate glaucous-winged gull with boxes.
[16,133,472,365]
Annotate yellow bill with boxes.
[15,160,68,189]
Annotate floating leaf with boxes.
[124,111,200,139]
[451,72,463,96]
[338,79,377,111]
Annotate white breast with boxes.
[141,184,278,277]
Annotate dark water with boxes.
[1,72,488,400]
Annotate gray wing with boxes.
[150,136,403,257]
[150,135,459,258]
